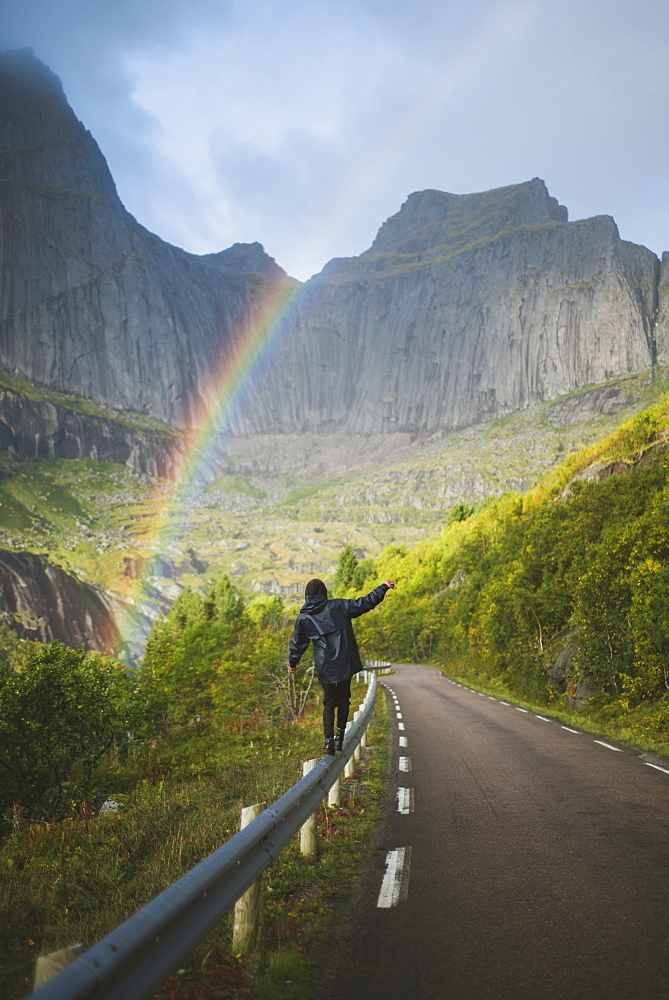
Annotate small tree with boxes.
[333,544,359,594]
[0,642,140,817]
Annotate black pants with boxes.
[321,679,351,738]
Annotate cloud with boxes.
[2,0,669,275]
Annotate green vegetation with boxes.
[0,368,661,608]
[0,576,386,1000]
[4,370,669,996]
[332,544,376,595]
[0,643,140,816]
[216,475,268,501]
[353,399,669,757]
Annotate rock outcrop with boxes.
[0,549,119,652]
[2,49,667,460]
[2,49,668,465]
[233,181,662,436]
[0,49,288,442]
[0,384,183,476]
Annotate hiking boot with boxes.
[334,728,346,752]
[324,737,336,756]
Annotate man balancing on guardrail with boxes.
[287,577,395,756]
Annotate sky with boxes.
[1,0,667,281]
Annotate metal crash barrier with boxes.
[32,673,377,1000]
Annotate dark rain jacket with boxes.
[288,583,390,685]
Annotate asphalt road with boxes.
[316,663,669,1000]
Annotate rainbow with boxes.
[114,1,540,663]
[115,275,305,664]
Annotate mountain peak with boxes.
[0,49,120,203]
[369,178,568,255]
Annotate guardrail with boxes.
[32,673,378,1000]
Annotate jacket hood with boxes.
[300,593,328,615]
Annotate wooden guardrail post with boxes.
[34,945,85,992]
[232,802,265,952]
[353,711,362,761]
[300,759,318,856]
[344,723,355,777]
[328,774,341,808]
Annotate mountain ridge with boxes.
[2,49,669,472]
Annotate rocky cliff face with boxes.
[1,49,667,454]
[232,181,662,436]
[0,384,183,477]
[0,549,119,652]
[0,49,288,441]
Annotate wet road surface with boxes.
[317,663,669,1000]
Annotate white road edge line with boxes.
[594,740,623,752]
[645,762,669,775]
[396,787,415,814]
[500,701,510,706]
[561,726,579,733]
[377,847,412,908]
[398,722,405,731]
[399,736,408,747]
[535,715,551,722]
[516,707,529,713]
[399,756,412,772]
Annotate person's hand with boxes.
[384,580,395,589]
[287,664,296,675]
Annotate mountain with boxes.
[2,49,669,478]
[236,182,664,437]
[0,49,288,455]
[4,49,669,659]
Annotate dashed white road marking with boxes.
[399,756,412,772]
[645,762,669,775]
[396,787,415,814]
[398,722,405,731]
[377,847,412,908]
[399,736,408,747]
[446,676,666,775]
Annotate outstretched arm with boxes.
[344,581,395,619]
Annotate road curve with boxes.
[317,663,669,1000]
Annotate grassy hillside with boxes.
[352,395,669,756]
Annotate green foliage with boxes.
[139,576,299,736]
[0,622,26,664]
[332,545,377,597]
[447,501,477,524]
[356,403,669,733]
[0,643,140,816]
[332,544,358,594]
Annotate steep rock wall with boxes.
[235,184,661,435]
[0,386,183,477]
[0,49,288,433]
[1,49,667,453]
[0,549,119,652]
